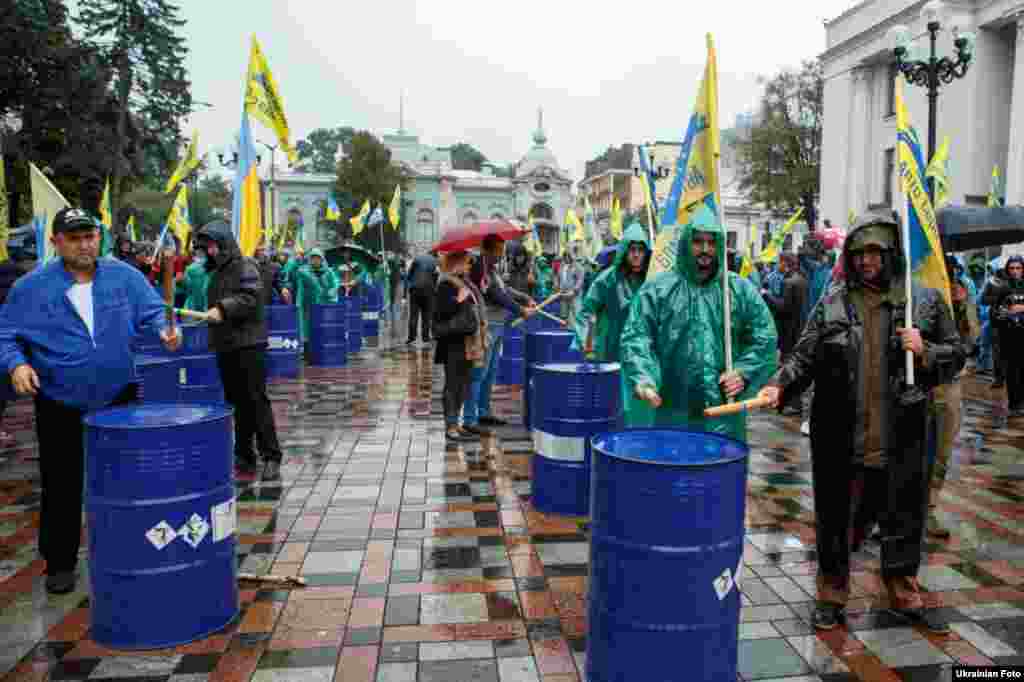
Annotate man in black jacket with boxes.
[195,221,283,481]
[762,253,808,415]
[406,253,438,346]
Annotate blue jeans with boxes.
[464,329,502,426]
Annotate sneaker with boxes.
[812,602,845,630]
[458,427,481,440]
[445,427,471,443]
[45,571,76,595]
[800,421,810,436]
[261,460,282,482]
[888,606,950,634]
[479,415,508,426]
[462,424,491,437]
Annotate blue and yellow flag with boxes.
[245,37,297,163]
[609,196,623,241]
[325,196,341,221]
[127,215,138,242]
[100,178,112,229]
[165,131,201,194]
[566,208,585,243]
[231,112,263,257]
[167,184,190,250]
[649,34,721,277]
[350,200,370,236]
[895,78,951,307]
[758,208,802,265]
[388,184,402,229]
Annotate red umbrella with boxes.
[433,220,528,253]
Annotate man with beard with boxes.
[761,253,807,415]
[0,207,180,593]
[574,222,653,425]
[758,213,965,633]
[983,255,1024,415]
[194,221,283,481]
[620,205,777,442]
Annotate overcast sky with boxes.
[145,0,856,182]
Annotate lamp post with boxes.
[256,140,278,238]
[889,0,974,201]
[633,144,670,240]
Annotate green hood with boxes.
[675,203,725,286]
[613,222,652,270]
[841,211,906,290]
[308,248,326,271]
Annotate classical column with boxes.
[846,67,869,219]
[1006,15,1024,206]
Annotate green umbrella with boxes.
[324,242,382,270]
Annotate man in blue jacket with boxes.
[0,207,180,594]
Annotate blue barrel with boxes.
[178,354,225,404]
[587,429,749,682]
[135,355,181,403]
[179,324,209,354]
[309,303,348,367]
[529,363,623,516]
[523,330,582,430]
[525,313,565,332]
[497,322,524,386]
[362,285,382,339]
[266,305,301,379]
[132,327,170,357]
[83,404,239,649]
[345,295,363,354]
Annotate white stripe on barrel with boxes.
[532,430,585,463]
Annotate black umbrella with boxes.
[937,206,1024,252]
[324,243,382,269]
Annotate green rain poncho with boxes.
[182,259,210,312]
[295,248,340,341]
[619,206,778,442]
[534,256,554,301]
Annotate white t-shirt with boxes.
[67,282,95,339]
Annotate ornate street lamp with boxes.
[633,146,671,182]
[889,0,975,200]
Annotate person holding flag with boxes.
[620,205,777,441]
[573,222,653,424]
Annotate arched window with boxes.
[490,212,505,221]
[531,203,553,220]
[463,210,479,223]
[416,208,435,243]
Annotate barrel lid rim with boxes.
[531,362,620,373]
[83,403,233,429]
[590,427,749,467]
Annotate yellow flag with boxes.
[925,136,951,210]
[610,197,623,240]
[350,200,370,236]
[165,130,201,194]
[166,185,190,250]
[245,36,297,164]
[127,215,138,242]
[758,207,803,265]
[29,162,69,262]
[848,208,856,227]
[388,184,402,229]
[739,223,756,278]
[100,178,112,228]
[566,208,585,242]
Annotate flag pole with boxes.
[899,199,915,386]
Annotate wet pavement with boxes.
[0,323,1022,682]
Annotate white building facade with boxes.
[821,0,1023,230]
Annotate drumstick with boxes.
[238,572,307,586]
[167,305,212,322]
[509,292,562,328]
[534,308,566,326]
[703,395,774,418]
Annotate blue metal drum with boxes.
[135,355,181,403]
[266,305,301,379]
[132,327,170,357]
[529,363,622,516]
[309,303,348,367]
[83,404,239,649]
[586,429,749,682]
[525,313,564,332]
[497,322,523,386]
[178,354,225,404]
[523,330,581,430]
[362,285,382,339]
[179,323,209,354]
[345,295,363,354]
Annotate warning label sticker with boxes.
[145,521,177,550]
[178,513,210,549]
[211,498,237,542]
[713,567,734,601]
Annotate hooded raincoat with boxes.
[295,248,340,341]
[619,208,778,441]
[182,257,210,312]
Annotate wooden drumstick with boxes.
[509,292,562,328]
[703,395,774,418]
[167,305,212,322]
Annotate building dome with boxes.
[516,108,564,179]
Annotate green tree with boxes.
[333,131,410,252]
[77,0,192,231]
[295,127,355,173]
[449,142,487,172]
[736,60,823,229]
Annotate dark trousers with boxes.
[34,383,137,574]
[442,342,472,425]
[1004,329,1024,409]
[408,290,433,342]
[216,345,282,464]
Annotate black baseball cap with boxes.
[52,207,98,234]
